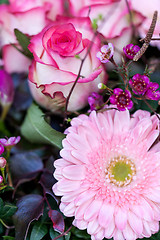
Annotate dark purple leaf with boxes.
[10,152,43,184]
[39,169,58,199]
[48,210,65,234]
[13,194,44,240]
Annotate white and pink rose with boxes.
[28,16,107,113]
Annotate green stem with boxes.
[0,105,10,121]
[5,150,13,188]
[1,168,6,184]
[0,219,14,229]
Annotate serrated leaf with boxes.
[21,103,65,149]
[13,194,44,240]
[14,29,33,59]
[0,204,17,219]
[30,222,47,240]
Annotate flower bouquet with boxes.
[0,0,160,240]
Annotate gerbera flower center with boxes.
[106,155,136,187]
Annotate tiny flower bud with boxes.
[0,157,6,168]
[98,83,107,90]
[96,43,114,63]
[0,175,3,184]
[0,70,14,107]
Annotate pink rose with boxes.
[130,0,160,49]
[0,0,64,73]
[28,16,106,113]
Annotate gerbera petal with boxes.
[115,207,127,230]
[123,224,137,240]
[62,201,76,217]
[62,165,86,180]
[84,199,103,221]
[56,179,81,192]
[128,211,143,235]
[73,219,88,230]
[75,190,96,206]
[104,218,115,238]
[114,229,125,240]
[87,219,100,235]
[98,202,114,228]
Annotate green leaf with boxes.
[72,227,90,239]
[0,198,4,212]
[65,232,71,240]
[21,103,65,149]
[0,222,4,235]
[14,29,33,59]
[30,222,47,240]
[0,204,17,219]
[0,0,9,4]
[49,227,64,240]
[2,237,15,240]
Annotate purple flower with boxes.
[145,82,160,100]
[0,175,3,184]
[123,44,140,60]
[0,70,14,107]
[96,43,114,63]
[129,74,150,95]
[88,92,104,111]
[0,136,21,148]
[109,88,133,111]
[0,145,4,155]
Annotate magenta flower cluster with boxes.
[123,44,140,60]
[88,92,104,111]
[129,74,160,100]
[109,88,133,111]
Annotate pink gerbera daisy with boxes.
[53,108,160,240]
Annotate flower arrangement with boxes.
[0,0,160,240]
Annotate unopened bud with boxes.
[0,157,7,168]
[0,175,3,184]
[98,83,107,90]
[0,70,14,107]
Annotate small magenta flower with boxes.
[129,73,150,95]
[0,175,3,184]
[123,44,140,60]
[0,136,21,150]
[0,70,14,107]
[0,157,6,168]
[145,82,160,100]
[0,145,4,155]
[96,43,114,63]
[109,88,133,111]
[88,92,104,111]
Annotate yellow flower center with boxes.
[106,155,136,187]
